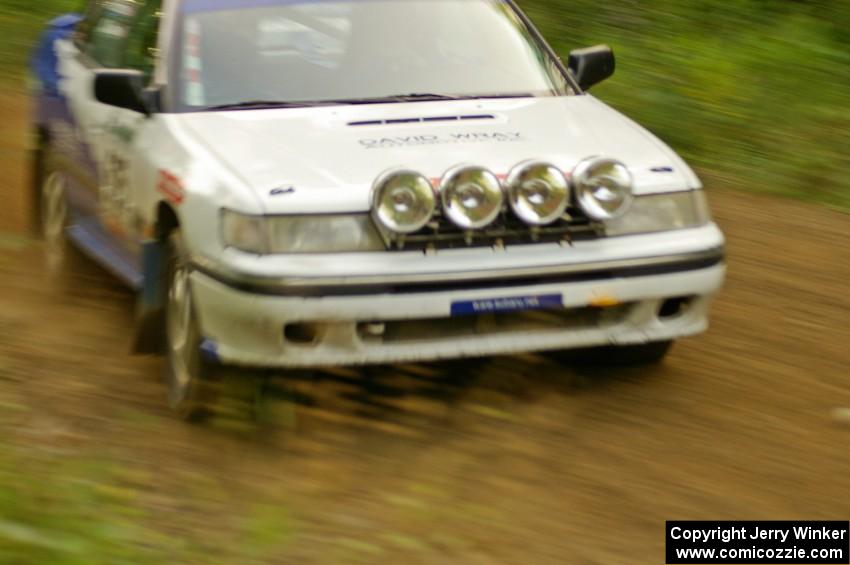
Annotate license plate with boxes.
[451,294,563,316]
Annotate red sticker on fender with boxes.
[157,170,185,205]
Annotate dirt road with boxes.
[1,91,849,563]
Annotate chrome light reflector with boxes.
[506,161,570,225]
[572,157,634,220]
[372,169,436,234]
[440,165,504,229]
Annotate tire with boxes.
[163,229,265,422]
[37,147,86,282]
[31,139,46,237]
[549,340,673,367]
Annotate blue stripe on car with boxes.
[31,14,82,95]
[67,219,144,288]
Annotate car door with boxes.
[55,0,159,286]
[98,0,163,257]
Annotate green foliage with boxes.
[0,0,79,82]
[520,0,850,210]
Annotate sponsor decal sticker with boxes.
[451,294,563,316]
[359,131,523,149]
[157,170,185,205]
[269,186,296,196]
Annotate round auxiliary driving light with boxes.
[506,161,570,225]
[372,169,436,234]
[440,165,504,229]
[572,156,634,220]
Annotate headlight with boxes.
[440,165,504,229]
[572,157,634,220]
[221,210,268,254]
[505,161,570,226]
[221,210,385,254]
[372,169,436,234]
[604,191,710,236]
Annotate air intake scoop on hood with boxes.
[348,114,496,126]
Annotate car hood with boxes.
[174,95,700,214]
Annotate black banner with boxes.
[666,521,849,564]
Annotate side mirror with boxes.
[568,45,615,90]
[93,69,153,115]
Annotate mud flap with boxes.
[132,239,167,354]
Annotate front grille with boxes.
[383,206,603,251]
[363,303,634,344]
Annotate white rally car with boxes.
[31,0,725,419]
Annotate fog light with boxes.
[505,160,570,225]
[284,323,319,344]
[372,169,436,233]
[358,321,386,338]
[572,156,634,220]
[658,296,693,319]
[440,165,504,229]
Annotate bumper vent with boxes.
[363,304,634,344]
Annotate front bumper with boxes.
[188,225,726,368]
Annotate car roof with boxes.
[178,0,348,11]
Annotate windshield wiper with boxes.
[461,93,538,100]
[382,93,463,102]
[202,95,455,111]
[203,100,339,111]
[320,93,463,105]
[339,92,539,103]
[203,92,534,112]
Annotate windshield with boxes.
[174,0,573,110]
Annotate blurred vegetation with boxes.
[522,0,850,210]
[2,0,849,209]
[0,406,295,564]
[0,0,79,80]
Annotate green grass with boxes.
[0,441,295,564]
[0,448,183,564]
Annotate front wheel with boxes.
[37,150,90,290]
[164,230,264,422]
[39,162,73,274]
